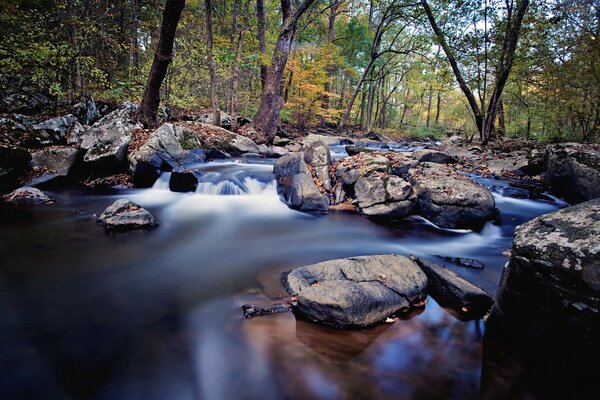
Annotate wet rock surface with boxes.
[31,147,80,176]
[169,168,198,192]
[97,199,158,230]
[416,258,493,319]
[285,255,428,328]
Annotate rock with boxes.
[29,115,79,146]
[486,155,529,177]
[3,187,51,204]
[0,146,31,171]
[365,131,392,142]
[128,123,199,187]
[241,303,292,319]
[31,147,80,176]
[345,145,361,156]
[330,184,348,205]
[412,149,457,164]
[257,144,289,158]
[180,148,206,165]
[81,102,141,173]
[97,199,158,230]
[334,153,391,186]
[488,199,600,345]
[169,168,198,192]
[435,256,485,270]
[72,95,99,125]
[183,123,259,154]
[205,149,231,160]
[0,76,50,112]
[354,174,416,217]
[285,254,428,327]
[242,152,261,159]
[273,154,329,212]
[408,163,497,229]
[284,142,303,153]
[387,152,420,177]
[544,143,600,203]
[416,258,493,319]
[0,117,27,131]
[185,111,232,129]
[273,136,291,147]
[303,141,331,191]
[303,133,350,147]
[66,122,86,145]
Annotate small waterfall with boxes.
[194,177,275,196]
[152,172,171,190]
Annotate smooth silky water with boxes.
[0,149,567,399]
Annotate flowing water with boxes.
[0,149,568,399]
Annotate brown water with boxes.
[0,158,568,399]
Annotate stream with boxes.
[0,147,568,399]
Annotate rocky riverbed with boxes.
[1,98,599,399]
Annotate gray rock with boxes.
[412,149,457,164]
[31,147,80,176]
[273,136,291,147]
[273,154,328,212]
[183,123,259,154]
[285,254,428,327]
[0,117,27,131]
[257,144,289,158]
[303,133,350,147]
[303,141,331,191]
[81,102,140,172]
[185,111,232,129]
[488,199,600,348]
[334,154,391,186]
[205,149,231,160]
[408,163,496,229]
[354,174,416,217]
[416,258,493,319]
[128,123,198,187]
[545,143,600,203]
[345,145,361,156]
[66,122,86,145]
[3,187,51,204]
[30,115,79,146]
[72,95,99,125]
[97,199,158,230]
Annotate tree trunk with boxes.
[230,28,247,132]
[435,90,441,124]
[366,82,375,132]
[256,0,267,94]
[400,87,410,125]
[205,0,220,126]
[338,58,375,131]
[426,84,433,127]
[252,0,317,143]
[139,0,186,128]
[497,98,505,136]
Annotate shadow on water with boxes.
[0,158,569,399]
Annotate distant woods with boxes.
[1,0,599,142]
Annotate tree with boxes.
[204,0,220,126]
[420,0,529,143]
[251,0,318,144]
[140,0,186,128]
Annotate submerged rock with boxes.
[416,258,493,319]
[273,154,329,212]
[285,254,428,328]
[408,163,496,229]
[354,174,416,217]
[3,187,51,204]
[81,102,141,172]
[97,199,158,230]
[544,143,600,203]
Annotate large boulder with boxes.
[181,123,259,154]
[273,154,328,212]
[408,163,496,229]
[303,140,331,191]
[3,187,51,204]
[544,143,600,203]
[128,123,204,187]
[97,199,158,230]
[354,174,416,217]
[28,115,80,147]
[81,102,141,172]
[416,258,493,319]
[488,199,600,344]
[334,153,391,186]
[31,147,80,176]
[412,149,457,164]
[285,254,428,327]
